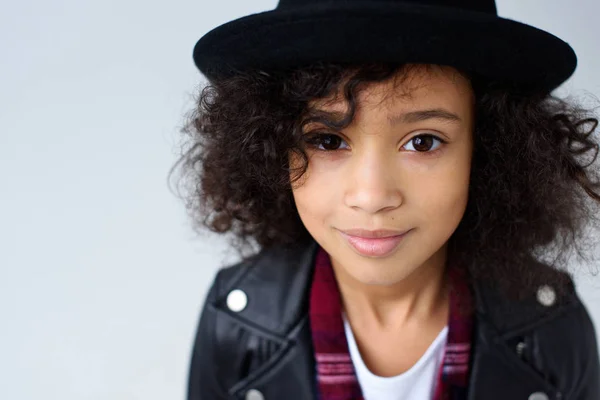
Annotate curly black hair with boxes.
[168,62,600,299]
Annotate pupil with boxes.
[322,135,340,150]
[413,136,433,152]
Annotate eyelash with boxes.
[302,132,447,156]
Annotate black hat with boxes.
[192,0,577,93]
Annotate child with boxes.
[173,0,600,399]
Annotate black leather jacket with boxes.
[187,239,600,400]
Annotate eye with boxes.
[302,133,349,151]
[403,134,446,153]
[302,132,446,153]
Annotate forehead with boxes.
[310,64,474,113]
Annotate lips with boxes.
[339,228,410,238]
[338,229,411,257]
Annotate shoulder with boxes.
[535,282,599,397]
[526,287,600,398]
[473,261,600,398]
[187,240,319,399]
[197,238,318,346]
[472,259,581,333]
[207,239,318,317]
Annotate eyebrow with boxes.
[387,108,462,126]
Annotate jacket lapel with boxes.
[228,315,316,400]
[467,316,562,399]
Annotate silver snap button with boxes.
[516,341,526,357]
[226,289,248,312]
[245,389,264,400]
[536,285,556,307]
[529,392,549,400]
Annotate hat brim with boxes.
[193,2,577,93]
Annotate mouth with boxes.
[337,228,412,257]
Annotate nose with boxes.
[343,152,403,214]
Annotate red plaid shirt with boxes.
[309,246,474,400]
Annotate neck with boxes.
[331,248,450,331]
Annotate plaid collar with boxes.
[309,245,475,400]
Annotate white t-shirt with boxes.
[342,315,448,400]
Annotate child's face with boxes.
[290,64,474,286]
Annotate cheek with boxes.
[414,162,471,227]
[290,151,337,203]
[290,168,331,228]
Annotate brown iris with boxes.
[411,135,435,152]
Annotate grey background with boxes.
[1,0,598,399]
